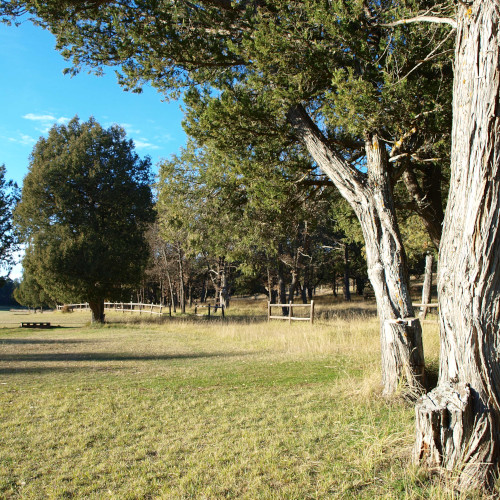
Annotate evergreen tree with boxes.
[14,117,154,322]
[13,272,54,311]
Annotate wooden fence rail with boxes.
[268,300,315,324]
[57,302,166,316]
[194,303,225,318]
[414,302,439,322]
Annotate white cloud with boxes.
[119,123,141,135]
[23,113,56,121]
[134,138,160,150]
[7,133,36,146]
[23,113,70,125]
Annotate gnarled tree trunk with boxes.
[414,1,500,490]
[288,106,425,396]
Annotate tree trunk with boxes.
[177,244,186,314]
[161,248,176,312]
[89,299,105,323]
[343,245,351,301]
[332,272,337,297]
[219,259,229,309]
[277,261,287,316]
[355,277,365,296]
[414,1,500,490]
[288,105,425,396]
[419,253,433,320]
[200,277,207,303]
[266,264,275,302]
[300,281,308,304]
[288,270,298,304]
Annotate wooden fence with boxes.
[57,302,166,316]
[194,303,225,318]
[267,300,315,324]
[414,302,439,322]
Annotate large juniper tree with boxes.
[14,117,154,322]
[411,0,500,491]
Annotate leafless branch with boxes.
[382,15,457,29]
[390,28,455,85]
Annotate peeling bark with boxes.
[414,0,500,490]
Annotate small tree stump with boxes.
[413,383,473,470]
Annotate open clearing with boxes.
[0,299,461,499]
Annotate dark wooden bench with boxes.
[20,322,51,329]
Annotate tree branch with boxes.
[286,104,366,200]
[382,15,457,29]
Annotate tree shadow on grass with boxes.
[317,308,378,321]
[0,366,126,375]
[0,350,254,364]
[0,339,89,345]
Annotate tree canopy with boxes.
[14,116,154,322]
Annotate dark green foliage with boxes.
[0,278,19,306]
[14,117,154,309]
[13,272,54,309]
[0,164,19,279]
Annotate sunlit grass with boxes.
[0,297,467,499]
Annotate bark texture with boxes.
[414,1,500,490]
[288,106,425,396]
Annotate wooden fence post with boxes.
[310,300,315,324]
[267,301,270,322]
[208,304,211,318]
[289,301,292,324]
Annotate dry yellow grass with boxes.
[0,298,469,499]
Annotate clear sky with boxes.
[0,19,187,188]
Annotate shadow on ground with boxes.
[0,338,88,345]
[317,308,378,321]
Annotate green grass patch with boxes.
[0,301,462,499]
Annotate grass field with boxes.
[0,298,485,499]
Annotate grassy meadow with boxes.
[0,296,481,499]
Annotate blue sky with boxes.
[0,19,187,188]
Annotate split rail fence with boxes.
[194,303,225,318]
[267,300,315,324]
[57,302,167,316]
